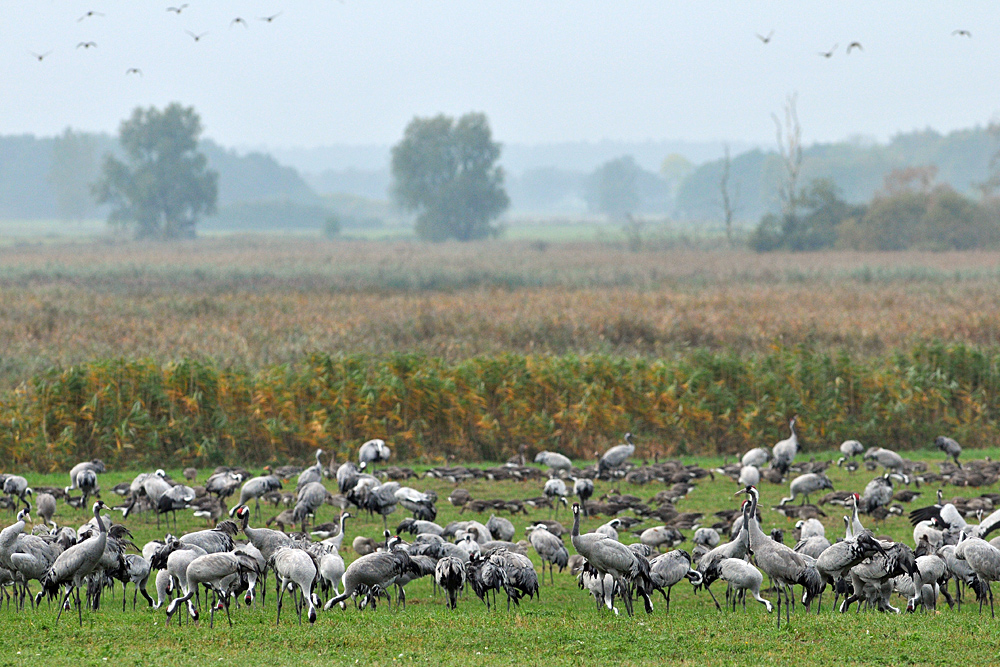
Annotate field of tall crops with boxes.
[3,238,1000,470]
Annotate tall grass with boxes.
[2,343,998,471]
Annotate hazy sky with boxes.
[4,2,1000,151]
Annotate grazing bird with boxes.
[639,526,684,552]
[236,475,283,520]
[756,30,774,44]
[864,447,906,475]
[204,471,242,499]
[166,552,257,627]
[570,503,651,616]
[271,547,318,625]
[741,447,771,469]
[534,451,572,473]
[780,473,834,506]
[955,537,1000,616]
[434,556,466,609]
[325,545,418,610]
[358,439,391,467]
[598,433,636,476]
[736,486,822,628]
[297,449,326,489]
[527,524,569,584]
[935,436,962,467]
[179,521,239,554]
[67,459,105,493]
[738,465,760,488]
[156,484,196,529]
[3,476,32,513]
[38,501,109,625]
[182,468,198,482]
[814,516,885,610]
[719,558,772,612]
[36,493,57,529]
[837,440,864,466]
[293,482,328,531]
[487,515,516,542]
[234,505,292,563]
[648,550,702,612]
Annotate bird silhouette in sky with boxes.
[126,68,143,76]
[846,42,863,54]
[30,51,52,62]
[186,30,208,42]
[818,44,837,58]
[231,17,248,28]
[77,11,104,22]
[259,12,283,23]
[77,42,97,49]
[952,29,972,37]
[756,30,774,44]
[167,5,188,14]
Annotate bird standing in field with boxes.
[771,418,798,471]
[527,524,569,584]
[598,433,636,476]
[837,440,864,467]
[435,556,466,609]
[935,436,962,467]
[38,501,109,625]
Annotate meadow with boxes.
[2,451,999,667]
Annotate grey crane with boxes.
[66,459,105,493]
[639,526,684,552]
[396,517,443,537]
[572,477,595,516]
[738,465,760,488]
[741,447,771,469]
[648,550,702,612]
[693,528,720,550]
[935,436,962,467]
[904,553,949,611]
[204,470,242,499]
[595,519,622,541]
[270,546,318,625]
[325,547,417,610]
[318,548,346,600]
[297,449,326,489]
[570,502,651,616]
[434,556,466,609]
[955,536,1000,616]
[315,511,352,551]
[38,501,109,625]
[157,484,196,529]
[863,447,905,475]
[358,439,392,466]
[771,417,798,471]
[113,554,153,611]
[780,473,834,506]
[36,493,57,529]
[598,432,636,475]
[234,505,292,563]
[236,475,283,520]
[485,548,540,610]
[736,486,823,628]
[534,451,572,473]
[859,474,902,514]
[2,508,62,608]
[719,557,772,612]
[395,486,437,521]
[839,541,918,613]
[72,469,100,507]
[2,476,32,513]
[178,521,239,554]
[336,460,368,494]
[293,481,329,531]
[527,524,568,584]
[487,514,516,542]
[166,552,258,627]
[837,440,864,466]
[543,478,569,516]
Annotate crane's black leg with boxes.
[705,584,722,611]
[665,585,671,613]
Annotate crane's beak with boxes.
[734,487,749,496]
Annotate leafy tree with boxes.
[587,155,641,219]
[48,128,99,221]
[751,178,863,251]
[391,112,508,241]
[94,103,218,239]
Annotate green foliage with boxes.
[94,103,218,239]
[751,179,863,251]
[587,155,642,219]
[391,112,509,242]
[48,128,99,221]
[3,343,1000,470]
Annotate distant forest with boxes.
[1,125,998,227]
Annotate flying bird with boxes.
[167,4,188,13]
[77,11,104,22]
[126,68,143,76]
[847,42,863,54]
[819,44,837,58]
[30,51,52,62]
[756,30,774,44]
[76,42,97,49]
[231,17,248,28]
[952,29,972,38]
[186,31,208,42]
[259,12,283,23]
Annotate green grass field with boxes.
[2,447,998,667]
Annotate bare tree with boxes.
[719,144,737,246]
[772,94,803,220]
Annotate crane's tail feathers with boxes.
[798,566,824,605]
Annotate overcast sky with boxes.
[3,2,1000,152]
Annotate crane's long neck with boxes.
[745,490,768,548]
[844,516,853,540]
[851,502,865,535]
[571,509,581,539]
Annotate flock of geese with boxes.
[4,426,1000,629]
